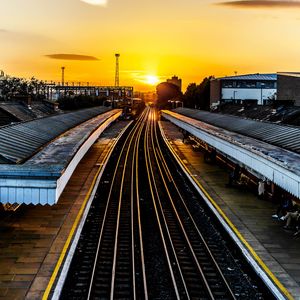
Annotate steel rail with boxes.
[150,110,214,298]
[111,107,148,300]
[144,110,183,299]
[87,109,147,299]
[149,110,194,298]
[110,108,150,299]
[133,108,149,299]
[109,116,140,299]
[153,110,237,299]
[155,121,237,299]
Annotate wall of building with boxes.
[277,74,300,106]
[210,79,221,107]
[222,88,276,105]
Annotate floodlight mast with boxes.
[115,53,120,87]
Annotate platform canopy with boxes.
[174,108,300,154]
[162,108,300,199]
[0,106,111,164]
[0,107,122,205]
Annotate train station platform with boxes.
[160,120,300,299]
[162,108,300,200]
[0,107,122,205]
[0,120,129,299]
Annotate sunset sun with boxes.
[146,75,159,85]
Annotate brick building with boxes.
[277,72,300,106]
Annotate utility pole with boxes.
[61,66,65,86]
[115,53,120,87]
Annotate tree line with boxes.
[0,74,108,110]
[156,76,213,110]
[0,75,46,101]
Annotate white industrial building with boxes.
[210,73,277,106]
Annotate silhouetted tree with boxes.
[183,83,197,108]
[0,75,46,101]
[183,76,213,110]
[156,82,182,109]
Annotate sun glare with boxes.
[80,0,107,6]
[146,75,159,85]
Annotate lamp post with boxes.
[61,67,65,87]
[260,82,265,105]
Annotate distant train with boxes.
[132,98,143,108]
[168,100,183,109]
[103,98,145,119]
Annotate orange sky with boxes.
[1,0,300,91]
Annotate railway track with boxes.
[59,106,272,299]
[61,109,148,299]
[144,109,236,299]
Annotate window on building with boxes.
[222,80,234,88]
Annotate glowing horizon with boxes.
[1,0,300,91]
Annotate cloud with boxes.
[45,54,99,61]
[80,0,108,6]
[217,0,300,8]
[0,29,55,48]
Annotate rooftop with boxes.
[174,107,300,155]
[0,106,111,164]
[0,108,122,205]
[278,72,300,78]
[163,108,300,198]
[217,73,277,81]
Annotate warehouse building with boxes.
[210,73,277,107]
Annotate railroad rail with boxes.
[144,109,236,299]
[58,107,272,299]
[60,108,148,299]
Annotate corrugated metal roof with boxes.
[218,73,277,81]
[163,110,300,198]
[0,103,35,121]
[0,106,110,164]
[174,108,300,154]
[0,109,122,205]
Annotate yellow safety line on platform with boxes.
[42,122,130,300]
[42,153,109,300]
[159,121,294,300]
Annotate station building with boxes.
[210,73,277,107]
